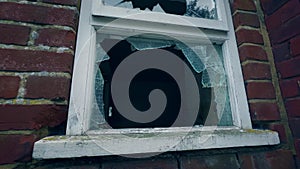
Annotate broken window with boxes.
[32,1,279,160]
[90,34,232,130]
[103,0,217,19]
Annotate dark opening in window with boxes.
[98,38,212,128]
[104,0,217,19]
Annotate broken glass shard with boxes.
[103,0,218,20]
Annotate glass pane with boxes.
[103,0,218,20]
[90,34,232,130]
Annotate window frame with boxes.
[67,0,251,135]
[32,0,279,159]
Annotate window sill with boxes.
[33,127,279,159]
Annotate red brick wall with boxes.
[0,0,298,168]
[260,0,300,167]
[0,0,78,166]
[233,0,295,145]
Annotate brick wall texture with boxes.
[0,0,78,166]
[0,0,299,168]
[260,0,300,168]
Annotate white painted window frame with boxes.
[32,0,279,159]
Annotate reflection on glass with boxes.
[103,0,217,20]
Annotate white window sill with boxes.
[33,127,279,159]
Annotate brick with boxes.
[236,29,264,46]
[102,158,177,169]
[0,134,37,164]
[29,159,101,169]
[238,154,255,169]
[238,45,268,61]
[277,57,300,78]
[35,164,100,169]
[265,0,300,30]
[0,23,30,45]
[180,154,239,169]
[239,153,269,169]
[285,98,300,117]
[295,139,300,158]
[296,156,300,169]
[242,62,271,80]
[289,118,300,138]
[41,0,78,6]
[231,0,256,12]
[0,48,73,73]
[272,42,291,63]
[0,2,78,29]
[0,104,67,130]
[280,77,300,98]
[25,76,70,100]
[0,76,20,99]
[246,82,276,99]
[260,0,289,16]
[35,28,76,49]
[233,12,260,29]
[264,150,296,169]
[238,153,274,169]
[269,15,300,44]
[291,35,300,57]
[239,150,296,169]
[249,102,281,121]
[268,123,287,143]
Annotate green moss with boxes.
[244,129,272,134]
[43,136,69,141]
[33,127,49,138]
[0,130,33,135]
[0,163,19,169]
